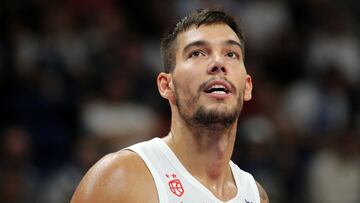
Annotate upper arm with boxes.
[256,181,269,203]
[71,150,157,203]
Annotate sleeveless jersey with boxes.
[126,137,260,203]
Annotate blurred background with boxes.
[0,0,359,202]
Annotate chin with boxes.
[204,103,235,113]
[192,105,240,129]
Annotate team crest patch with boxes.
[166,173,184,197]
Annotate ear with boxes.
[243,74,253,101]
[157,72,174,101]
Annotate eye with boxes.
[189,50,205,58]
[226,51,239,59]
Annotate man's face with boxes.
[170,23,252,129]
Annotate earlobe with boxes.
[244,75,253,101]
[157,73,174,100]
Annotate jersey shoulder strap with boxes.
[125,138,170,203]
[230,161,260,203]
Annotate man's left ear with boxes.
[244,75,253,101]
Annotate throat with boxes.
[193,157,237,201]
[165,130,238,201]
[185,131,235,180]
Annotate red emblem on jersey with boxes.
[169,179,184,197]
[166,173,184,197]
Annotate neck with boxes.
[163,115,238,186]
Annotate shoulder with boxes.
[71,149,158,203]
[256,181,269,203]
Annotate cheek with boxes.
[231,76,248,98]
[174,69,202,92]
[182,69,201,83]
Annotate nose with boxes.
[207,55,227,75]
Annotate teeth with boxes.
[212,91,226,94]
[205,83,230,94]
[211,85,226,89]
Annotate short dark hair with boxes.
[160,8,245,73]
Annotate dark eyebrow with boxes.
[182,39,243,55]
[183,40,209,53]
[184,39,242,52]
[225,40,242,50]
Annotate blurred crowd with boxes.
[0,0,359,203]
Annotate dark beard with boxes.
[192,105,240,131]
[173,80,242,131]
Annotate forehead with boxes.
[176,23,240,50]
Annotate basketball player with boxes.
[71,9,269,203]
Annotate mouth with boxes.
[203,80,232,95]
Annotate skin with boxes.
[71,23,269,203]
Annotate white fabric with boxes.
[126,137,260,203]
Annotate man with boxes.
[71,8,269,203]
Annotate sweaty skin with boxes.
[71,23,269,203]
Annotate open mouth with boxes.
[205,84,230,94]
[203,80,232,95]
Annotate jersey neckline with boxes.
[153,137,243,203]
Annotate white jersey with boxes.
[126,137,260,203]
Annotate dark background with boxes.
[0,0,359,202]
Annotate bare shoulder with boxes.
[256,181,269,203]
[71,150,158,203]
